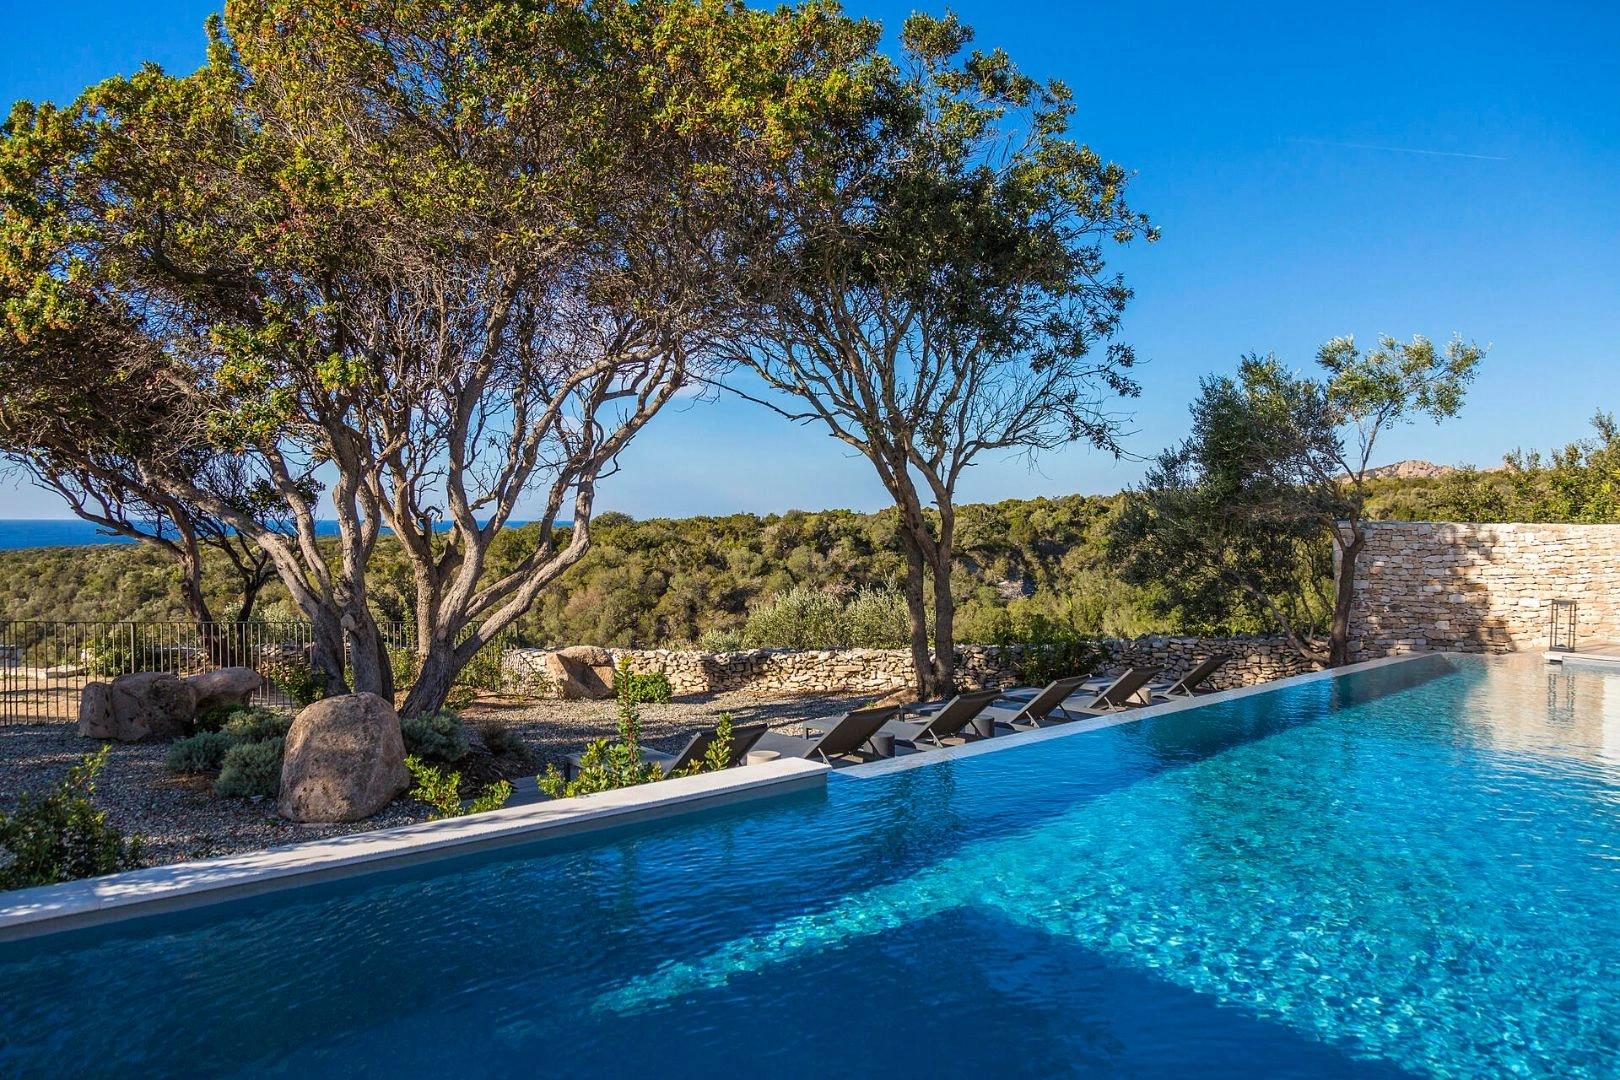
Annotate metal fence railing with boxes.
[0,620,529,724]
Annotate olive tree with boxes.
[0,0,876,711]
[723,13,1154,697]
[1111,334,1485,666]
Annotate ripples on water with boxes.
[3,655,1619,1078]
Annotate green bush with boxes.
[696,627,745,652]
[404,756,512,820]
[83,636,134,677]
[266,661,323,708]
[166,731,239,774]
[400,710,469,764]
[192,705,238,733]
[842,587,911,648]
[221,707,293,744]
[387,645,419,691]
[616,667,673,705]
[741,586,847,649]
[476,719,527,758]
[214,738,284,798]
[0,747,142,888]
[735,586,910,650]
[989,611,1104,685]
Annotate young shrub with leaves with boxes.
[537,665,663,799]
[404,756,512,821]
[675,713,736,777]
[0,747,142,888]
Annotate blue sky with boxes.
[3,0,1617,521]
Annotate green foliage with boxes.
[615,667,674,706]
[83,635,134,677]
[165,731,239,775]
[386,646,419,692]
[1113,335,1483,665]
[219,706,292,744]
[740,586,910,649]
[213,738,283,799]
[988,612,1105,686]
[0,747,143,889]
[400,711,470,764]
[191,705,238,733]
[265,660,323,709]
[404,756,512,821]
[676,712,735,777]
[537,663,663,799]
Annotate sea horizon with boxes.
[0,518,540,552]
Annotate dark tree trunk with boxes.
[309,607,351,699]
[900,539,932,699]
[401,636,457,719]
[1329,525,1365,667]
[929,552,957,696]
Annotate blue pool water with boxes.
[3,655,1620,1078]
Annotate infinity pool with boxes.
[3,654,1620,1077]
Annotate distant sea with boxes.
[0,519,537,552]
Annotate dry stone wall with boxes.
[501,635,1313,699]
[1347,521,1620,658]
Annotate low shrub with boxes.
[989,612,1104,685]
[404,756,512,820]
[0,747,142,888]
[220,707,292,744]
[695,627,744,652]
[387,645,419,692]
[401,710,469,763]
[476,719,527,758]
[616,667,673,705]
[266,661,323,708]
[166,731,239,775]
[214,738,284,798]
[82,636,134,678]
[191,705,238,733]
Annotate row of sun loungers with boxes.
[565,655,1231,778]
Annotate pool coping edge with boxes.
[0,757,829,942]
[837,651,1452,780]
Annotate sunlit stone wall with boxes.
[502,636,1314,699]
[1347,521,1620,658]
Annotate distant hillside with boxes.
[0,496,1197,644]
[1363,460,1460,480]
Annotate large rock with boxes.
[277,693,410,823]
[76,681,116,739]
[544,645,617,700]
[79,671,196,742]
[188,667,263,713]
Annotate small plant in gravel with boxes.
[616,665,673,705]
[400,710,470,764]
[476,719,527,759]
[404,756,512,820]
[214,738,284,798]
[0,746,142,888]
[166,731,239,775]
[537,665,663,799]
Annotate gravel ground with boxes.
[0,689,869,871]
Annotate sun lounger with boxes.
[1070,666,1162,713]
[978,674,1094,729]
[1148,654,1228,700]
[753,705,900,764]
[881,688,1004,748]
[564,721,768,777]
